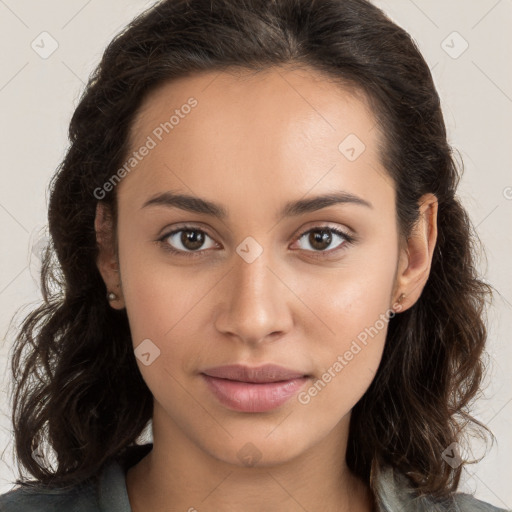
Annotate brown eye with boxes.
[294,226,354,255]
[308,229,334,251]
[160,227,217,254]
[179,230,206,250]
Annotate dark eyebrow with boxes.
[141,190,373,219]
[281,192,373,217]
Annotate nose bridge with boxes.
[215,244,291,343]
[234,248,272,304]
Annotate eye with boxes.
[158,226,218,257]
[157,224,355,259]
[292,226,354,256]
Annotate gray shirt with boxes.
[0,443,509,511]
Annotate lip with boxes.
[201,364,311,413]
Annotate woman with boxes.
[0,0,508,510]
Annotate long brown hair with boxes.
[7,0,494,497]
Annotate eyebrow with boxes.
[141,190,373,220]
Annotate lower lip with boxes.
[201,374,309,412]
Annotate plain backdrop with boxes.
[0,0,511,508]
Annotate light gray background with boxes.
[0,0,510,507]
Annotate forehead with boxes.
[118,65,393,214]
[129,64,378,147]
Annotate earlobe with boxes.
[94,202,125,309]
[393,193,438,312]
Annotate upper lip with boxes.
[201,364,309,383]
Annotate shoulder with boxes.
[0,480,99,512]
[453,493,511,512]
[0,443,152,512]
[373,463,510,512]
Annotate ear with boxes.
[95,202,125,309]
[393,193,438,312]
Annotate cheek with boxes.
[293,286,392,418]
[120,262,205,402]
[119,247,220,378]
[118,237,202,342]
[291,253,397,409]
[296,243,397,340]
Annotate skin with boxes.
[95,64,438,512]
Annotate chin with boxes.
[199,431,311,469]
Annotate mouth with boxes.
[200,364,312,412]
[201,363,311,383]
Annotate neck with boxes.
[126,407,375,512]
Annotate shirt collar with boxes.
[97,443,460,512]
[98,443,153,512]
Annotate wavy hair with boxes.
[6,0,494,497]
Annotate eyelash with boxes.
[157,224,355,260]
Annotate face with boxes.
[105,65,404,467]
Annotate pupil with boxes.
[310,229,331,251]
[182,230,204,250]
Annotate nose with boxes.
[213,248,294,346]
